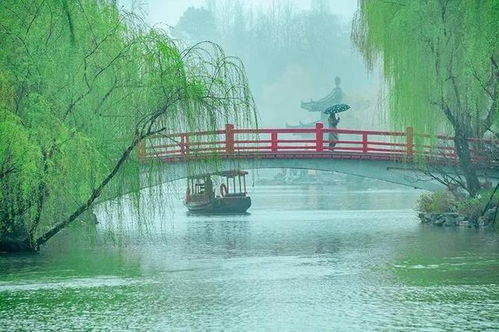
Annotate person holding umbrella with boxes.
[301,76,344,124]
[324,104,350,148]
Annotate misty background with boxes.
[121,0,382,129]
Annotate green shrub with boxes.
[417,190,456,214]
[418,188,499,223]
[455,197,484,222]
[455,189,499,222]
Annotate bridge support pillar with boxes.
[180,134,190,155]
[362,132,368,153]
[406,127,414,158]
[271,131,278,152]
[315,122,324,152]
[137,139,146,161]
[225,123,235,153]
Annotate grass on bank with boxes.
[417,189,499,228]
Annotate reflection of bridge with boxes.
[138,123,498,191]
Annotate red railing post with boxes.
[362,132,368,153]
[271,131,278,152]
[185,134,190,155]
[137,139,146,161]
[180,134,185,155]
[225,123,235,153]
[406,127,414,157]
[315,122,324,152]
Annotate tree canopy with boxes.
[353,0,499,195]
[0,0,255,252]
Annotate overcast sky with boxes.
[123,0,358,27]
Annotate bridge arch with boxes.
[143,158,452,192]
[140,124,498,192]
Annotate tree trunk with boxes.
[0,223,36,253]
[454,132,481,196]
[34,134,142,250]
[0,238,34,253]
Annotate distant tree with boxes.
[353,0,499,196]
[202,1,361,90]
[173,7,219,43]
[0,0,254,252]
[310,0,330,13]
[172,1,370,127]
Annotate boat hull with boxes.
[185,196,251,214]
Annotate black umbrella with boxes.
[324,103,351,114]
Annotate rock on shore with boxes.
[418,208,497,228]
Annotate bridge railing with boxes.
[139,123,497,164]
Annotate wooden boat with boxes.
[184,170,251,214]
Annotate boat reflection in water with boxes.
[184,170,251,214]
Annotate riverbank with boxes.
[417,190,498,229]
[0,211,99,254]
[419,208,497,228]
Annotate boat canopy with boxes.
[187,170,248,179]
[214,170,248,178]
[186,170,248,195]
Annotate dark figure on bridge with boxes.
[328,113,340,148]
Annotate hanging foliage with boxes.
[0,0,255,252]
[353,0,499,196]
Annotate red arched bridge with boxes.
[138,123,498,191]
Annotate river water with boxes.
[1,173,499,330]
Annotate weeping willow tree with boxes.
[0,0,255,252]
[353,0,498,196]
